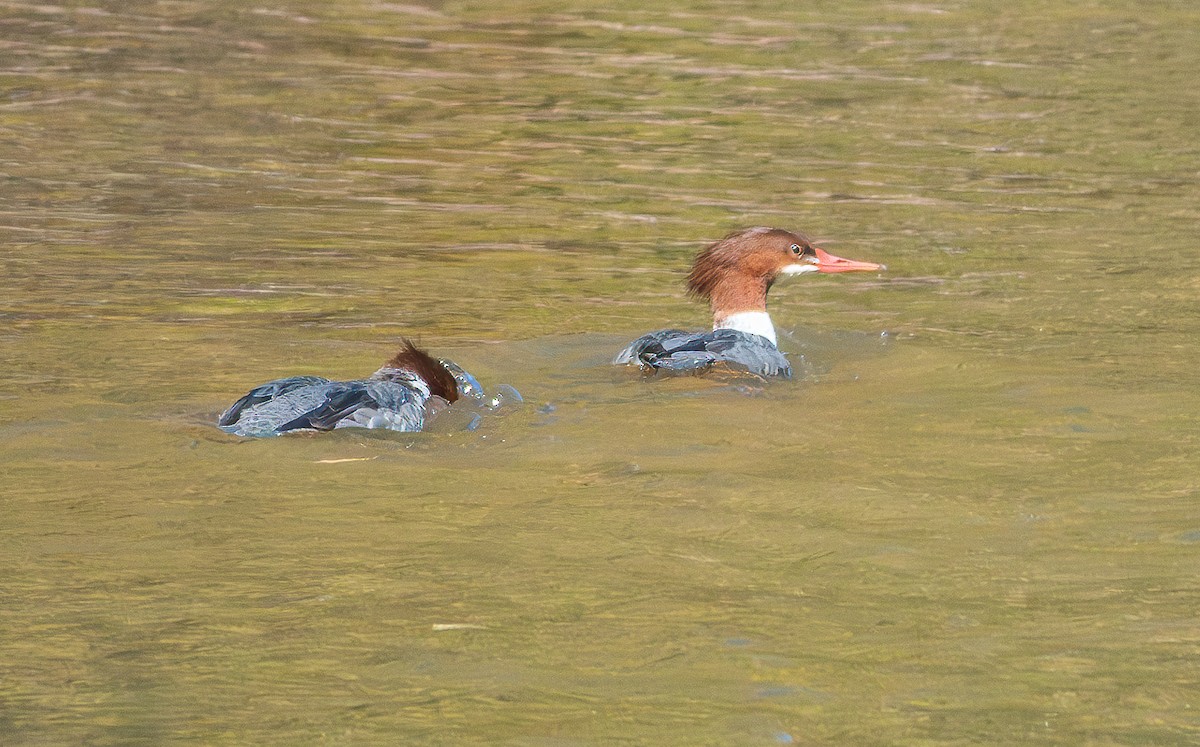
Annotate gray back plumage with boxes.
[217,375,431,437]
[614,328,791,378]
[218,351,503,440]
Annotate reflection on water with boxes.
[3,1,1200,743]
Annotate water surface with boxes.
[3,1,1199,744]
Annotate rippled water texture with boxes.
[3,1,1199,744]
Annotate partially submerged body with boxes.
[614,328,791,378]
[218,341,517,437]
[615,227,884,377]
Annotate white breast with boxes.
[714,311,778,346]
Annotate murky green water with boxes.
[3,1,1199,744]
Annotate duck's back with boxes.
[614,328,791,378]
[218,376,429,437]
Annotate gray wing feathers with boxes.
[217,376,329,426]
[332,381,427,432]
[613,329,690,365]
[614,329,791,378]
[219,379,429,437]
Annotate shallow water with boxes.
[3,1,1200,744]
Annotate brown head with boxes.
[686,226,883,318]
[383,340,459,402]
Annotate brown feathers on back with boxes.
[384,340,459,402]
[686,227,808,304]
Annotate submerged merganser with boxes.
[218,340,503,437]
[614,227,884,377]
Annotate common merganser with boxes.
[614,227,884,377]
[218,340,502,437]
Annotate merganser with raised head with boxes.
[614,227,884,377]
[218,340,508,437]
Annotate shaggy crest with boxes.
[383,339,459,402]
[686,226,812,301]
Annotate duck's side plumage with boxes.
[613,328,791,378]
[218,341,476,438]
[217,376,331,431]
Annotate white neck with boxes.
[714,311,777,346]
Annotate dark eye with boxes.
[790,244,802,255]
